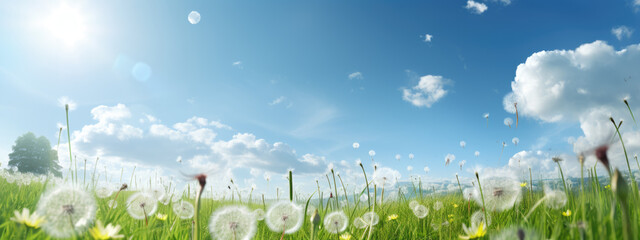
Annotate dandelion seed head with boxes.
[265,201,303,234]
[323,211,349,234]
[209,205,257,240]
[474,177,521,212]
[95,186,113,199]
[512,137,519,145]
[412,204,429,219]
[36,185,96,238]
[126,192,158,220]
[361,212,379,226]
[353,217,367,229]
[372,167,401,188]
[173,201,195,219]
[471,210,491,226]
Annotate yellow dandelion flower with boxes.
[89,220,124,239]
[459,222,486,239]
[339,233,352,240]
[562,210,572,217]
[605,184,611,189]
[156,213,167,221]
[10,208,44,229]
[387,214,398,221]
[520,182,527,187]
[453,203,459,208]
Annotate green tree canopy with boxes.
[8,132,62,177]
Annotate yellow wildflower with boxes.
[459,222,486,239]
[562,210,572,217]
[453,203,459,208]
[520,182,527,187]
[10,208,44,229]
[605,184,611,189]
[156,213,167,221]
[387,214,398,221]
[339,233,352,240]
[89,220,124,239]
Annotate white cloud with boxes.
[232,61,243,69]
[465,0,488,14]
[57,96,77,111]
[402,75,451,108]
[504,40,640,171]
[269,96,286,106]
[487,0,511,5]
[348,72,363,80]
[423,34,433,42]
[612,26,633,40]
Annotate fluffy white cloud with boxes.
[269,96,286,106]
[423,34,433,42]
[402,75,451,108]
[465,1,488,14]
[348,72,363,80]
[612,26,633,40]
[504,40,640,172]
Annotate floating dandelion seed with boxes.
[473,177,521,212]
[126,192,158,220]
[483,113,490,127]
[253,209,265,221]
[475,151,480,157]
[512,137,519,146]
[407,166,413,171]
[265,201,304,234]
[413,204,429,219]
[173,201,195,219]
[188,11,201,24]
[460,141,466,148]
[361,212,379,226]
[352,142,360,149]
[95,186,113,199]
[209,205,257,240]
[368,150,376,157]
[459,160,466,170]
[424,166,430,174]
[445,154,455,166]
[409,153,414,160]
[36,185,96,238]
[471,210,491,226]
[433,201,443,211]
[323,211,349,234]
[395,154,401,161]
[504,118,513,128]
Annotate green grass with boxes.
[0,169,639,240]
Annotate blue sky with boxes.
[2,0,640,196]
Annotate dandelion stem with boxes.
[65,105,74,184]
[359,163,372,210]
[475,172,489,227]
[289,170,293,202]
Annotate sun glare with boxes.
[44,4,87,46]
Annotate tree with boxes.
[8,132,62,177]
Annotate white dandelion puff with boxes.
[368,150,376,157]
[265,201,304,234]
[372,167,401,188]
[473,177,521,212]
[173,201,195,219]
[475,151,480,157]
[412,204,429,219]
[433,201,443,211]
[352,142,360,149]
[253,209,265,221]
[361,212,379,226]
[409,153,415,160]
[424,166,430,174]
[395,154,401,161]
[460,141,466,148]
[353,217,367,229]
[544,188,567,210]
[188,11,201,24]
[407,166,413,172]
[504,118,513,128]
[36,185,96,238]
[126,192,158,220]
[445,154,455,166]
[209,205,257,240]
[95,186,113,199]
[512,137,519,146]
[409,200,419,209]
[323,211,349,234]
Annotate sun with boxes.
[44,4,87,46]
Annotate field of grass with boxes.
[0,160,639,240]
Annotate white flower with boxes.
[36,185,96,238]
[265,201,303,234]
[209,205,257,240]
[89,220,124,239]
[323,211,349,234]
